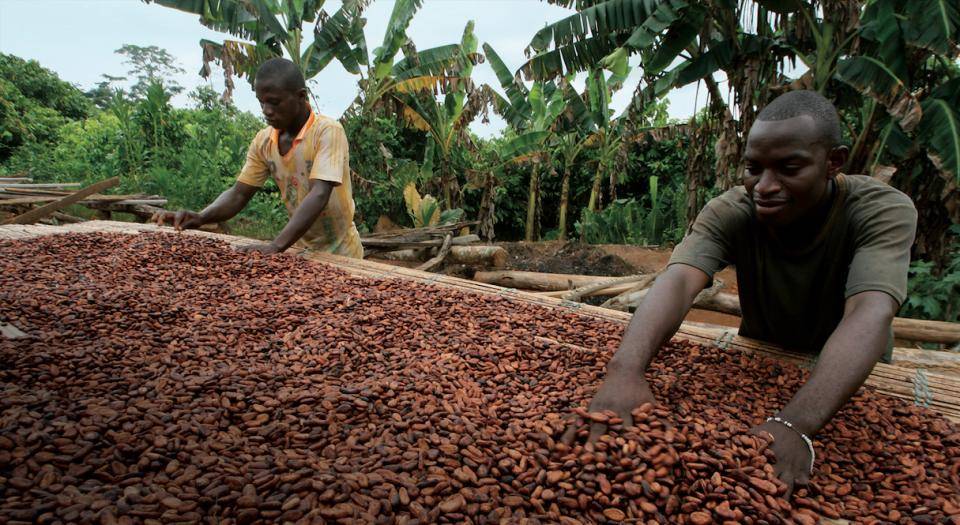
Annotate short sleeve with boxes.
[845,192,917,305]
[236,131,270,187]
[668,192,744,278]
[309,122,349,185]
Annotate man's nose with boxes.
[754,170,781,196]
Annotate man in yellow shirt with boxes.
[153,58,363,258]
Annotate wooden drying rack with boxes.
[3,221,959,425]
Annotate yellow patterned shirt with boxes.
[237,111,363,258]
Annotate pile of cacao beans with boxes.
[1,233,957,524]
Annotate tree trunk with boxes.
[587,161,605,213]
[524,162,541,241]
[478,173,496,242]
[441,162,454,211]
[558,163,572,241]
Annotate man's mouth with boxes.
[754,199,788,215]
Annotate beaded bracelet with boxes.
[766,416,816,475]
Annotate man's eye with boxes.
[745,165,762,176]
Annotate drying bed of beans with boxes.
[1,233,958,525]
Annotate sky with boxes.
[0,0,708,137]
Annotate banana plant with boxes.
[484,43,567,241]
[344,0,485,120]
[467,130,552,240]
[519,0,708,82]
[146,0,370,102]
[392,21,487,211]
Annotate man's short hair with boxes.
[255,58,306,93]
[756,90,842,147]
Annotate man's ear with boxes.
[827,145,848,178]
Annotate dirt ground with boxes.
[498,241,638,276]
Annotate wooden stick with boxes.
[0,195,161,206]
[562,273,658,302]
[50,212,86,224]
[0,177,32,183]
[363,234,479,250]
[600,269,668,308]
[2,177,120,225]
[0,183,82,190]
[474,270,606,291]
[416,233,454,272]
[361,221,477,240]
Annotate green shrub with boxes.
[902,226,960,323]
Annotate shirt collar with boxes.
[270,110,316,146]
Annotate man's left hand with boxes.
[238,242,283,255]
[749,420,812,499]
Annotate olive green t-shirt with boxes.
[669,174,917,354]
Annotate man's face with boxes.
[743,116,842,228]
[254,79,305,131]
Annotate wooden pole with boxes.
[2,178,120,225]
[473,270,608,291]
[416,233,454,272]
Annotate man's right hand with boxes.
[151,210,205,231]
[561,368,656,445]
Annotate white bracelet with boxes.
[766,416,816,475]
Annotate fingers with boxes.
[586,422,607,444]
[560,420,579,447]
[151,211,171,227]
[782,476,795,500]
[795,470,811,489]
[173,211,188,231]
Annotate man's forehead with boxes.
[255,78,297,95]
[746,116,826,153]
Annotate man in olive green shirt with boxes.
[565,91,918,497]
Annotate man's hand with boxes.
[750,421,812,499]
[237,242,283,255]
[562,370,655,445]
[151,210,205,231]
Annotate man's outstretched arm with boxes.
[240,179,333,254]
[564,263,710,443]
[153,182,258,230]
[754,290,898,495]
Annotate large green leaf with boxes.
[521,0,699,80]
[859,0,909,82]
[497,131,552,164]
[560,81,597,132]
[393,45,482,81]
[487,89,531,130]
[148,0,260,40]
[303,1,366,77]
[521,34,621,80]
[622,0,688,50]
[642,3,706,74]
[528,0,662,53]
[482,43,530,115]
[372,0,424,79]
[836,56,922,132]
[200,38,277,84]
[903,0,960,55]
[918,83,960,183]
